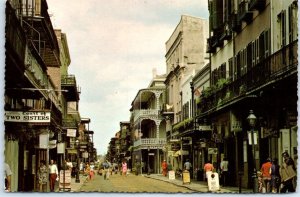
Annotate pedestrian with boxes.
[122,159,128,177]
[220,157,229,187]
[66,159,73,171]
[90,162,95,179]
[260,157,272,193]
[161,160,168,177]
[80,161,84,173]
[38,160,47,192]
[270,158,281,193]
[203,160,214,182]
[184,159,192,177]
[103,160,110,180]
[85,163,92,180]
[279,152,296,193]
[49,159,59,192]
[5,162,12,192]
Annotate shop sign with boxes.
[57,143,65,154]
[231,121,242,132]
[67,129,76,137]
[198,125,212,131]
[208,148,218,154]
[5,111,50,123]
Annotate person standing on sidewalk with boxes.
[280,152,296,193]
[38,160,47,192]
[270,158,280,193]
[184,159,192,178]
[203,160,214,182]
[161,160,168,177]
[49,159,59,192]
[260,157,272,193]
[220,157,229,187]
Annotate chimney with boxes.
[152,68,157,78]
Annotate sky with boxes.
[30,0,209,155]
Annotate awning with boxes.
[67,149,77,154]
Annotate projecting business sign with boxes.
[4,111,51,123]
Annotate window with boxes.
[247,43,252,72]
[229,57,234,81]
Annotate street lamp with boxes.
[147,147,150,175]
[75,139,80,183]
[247,110,257,193]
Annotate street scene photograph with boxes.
[3,0,298,195]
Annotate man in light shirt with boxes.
[49,159,58,192]
[220,157,229,187]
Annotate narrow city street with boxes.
[78,173,194,193]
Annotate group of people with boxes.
[259,151,296,193]
[99,159,128,180]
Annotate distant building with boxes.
[163,15,209,172]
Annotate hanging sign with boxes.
[67,129,76,137]
[5,111,51,123]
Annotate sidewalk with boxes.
[56,174,88,192]
[144,173,253,193]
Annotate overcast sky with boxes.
[45,0,209,155]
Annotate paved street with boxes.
[78,173,193,193]
[60,172,253,194]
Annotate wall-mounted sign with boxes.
[5,111,50,123]
[199,125,212,131]
[67,129,76,137]
[208,148,218,155]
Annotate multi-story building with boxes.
[119,121,131,166]
[198,0,298,189]
[5,0,61,191]
[131,71,167,174]
[163,15,209,173]
[4,0,84,191]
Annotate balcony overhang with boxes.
[61,75,80,101]
[248,0,266,11]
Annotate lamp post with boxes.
[75,139,80,183]
[147,147,150,175]
[247,110,257,193]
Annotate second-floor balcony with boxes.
[61,75,80,101]
[198,40,297,115]
[133,109,159,122]
[62,118,79,129]
[248,0,266,11]
[238,1,253,23]
[133,138,166,149]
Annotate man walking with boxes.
[49,159,58,192]
[280,152,296,193]
[184,159,192,178]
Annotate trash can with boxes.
[197,170,203,181]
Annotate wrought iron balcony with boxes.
[6,2,26,69]
[133,109,159,122]
[238,1,253,23]
[62,118,78,129]
[248,0,266,11]
[133,138,166,149]
[198,40,298,114]
[61,75,80,101]
[206,37,217,53]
